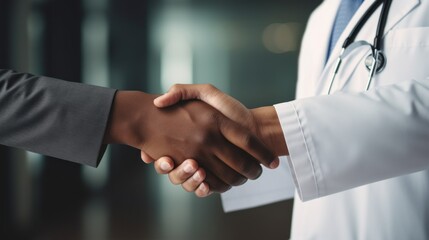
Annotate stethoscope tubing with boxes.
[327,0,393,95]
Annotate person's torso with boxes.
[291,0,429,239]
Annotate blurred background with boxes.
[0,0,321,239]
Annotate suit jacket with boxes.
[0,69,116,167]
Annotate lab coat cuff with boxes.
[274,102,320,201]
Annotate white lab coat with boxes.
[221,0,429,239]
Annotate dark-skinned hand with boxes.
[104,91,276,192]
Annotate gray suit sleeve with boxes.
[0,69,117,167]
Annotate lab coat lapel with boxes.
[295,0,339,98]
[384,0,420,31]
[316,0,420,95]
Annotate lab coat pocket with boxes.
[387,27,429,48]
[344,27,429,91]
[376,27,429,86]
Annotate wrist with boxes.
[251,106,288,156]
[103,91,154,148]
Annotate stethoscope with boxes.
[327,0,392,95]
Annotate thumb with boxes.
[154,84,251,125]
[154,85,187,107]
[154,84,219,108]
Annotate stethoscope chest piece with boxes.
[365,51,386,73]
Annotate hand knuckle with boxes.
[241,133,253,148]
[203,84,216,92]
[168,175,181,185]
[182,184,193,192]
[192,130,211,146]
[170,84,181,91]
[195,191,204,198]
[196,186,208,197]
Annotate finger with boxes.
[271,157,280,169]
[199,154,247,187]
[195,182,211,198]
[168,159,199,185]
[214,140,263,180]
[203,170,232,193]
[140,151,155,164]
[181,168,206,192]
[218,118,277,169]
[153,156,174,174]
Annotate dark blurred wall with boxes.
[0,0,11,67]
[0,0,18,237]
[0,146,13,236]
[40,0,86,224]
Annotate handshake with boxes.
[104,84,288,197]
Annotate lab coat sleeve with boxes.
[275,77,429,201]
[0,69,116,167]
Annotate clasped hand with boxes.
[139,85,286,197]
[105,89,281,196]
